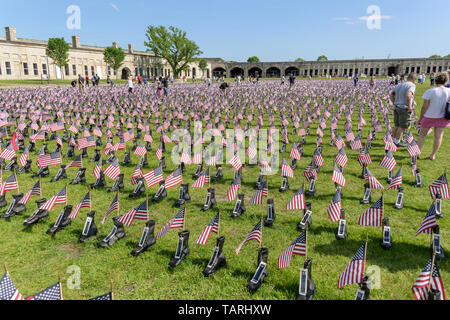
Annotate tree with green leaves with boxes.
[46,38,70,79]
[317,55,328,61]
[445,54,450,58]
[144,25,202,79]
[103,46,126,79]
[247,56,260,62]
[429,54,442,58]
[295,58,305,62]
[198,59,208,76]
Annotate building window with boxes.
[84,65,88,76]
[42,63,47,75]
[23,63,29,75]
[33,63,38,75]
[108,66,111,76]
[411,67,415,73]
[355,68,359,75]
[417,67,421,73]
[5,62,12,75]
[438,66,442,72]
[405,67,409,74]
[432,66,437,72]
[65,65,70,76]
[91,66,95,76]
[427,66,431,73]
[135,68,138,76]
[72,65,77,76]
[376,68,379,75]
[0,64,2,75]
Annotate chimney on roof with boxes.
[72,35,80,48]
[128,44,134,54]
[113,42,118,49]
[5,27,17,41]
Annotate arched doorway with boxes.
[230,67,244,78]
[266,67,281,78]
[212,67,226,78]
[387,66,397,76]
[285,67,300,76]
[121,67,131,79]
[248,67,263,78]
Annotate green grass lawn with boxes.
[0,82,448,300]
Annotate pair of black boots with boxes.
[71,168,87,185]
[24,198,49,226]
[232,194,246,218]
[33,167,50,178]
[129,176,144,198]
[248,247,269,293]
[47,205,73,235]
[152,181,167,202]
[91,172,107,189]
[17,159,32,174]
[109,174,125,193]
[202,188,217,211]
[98,216,126,248]
[0,193,26,218]
[51,165,68,182]
[297,202,312,231]
[175,184,191,207]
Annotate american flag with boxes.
[248,180,268,205]
[286,185,306,210]
[407,140,421,157]
[194,213,220,245]
[313,148,324,167]
[101,193,119,224]
[192,149,202,164]
[40,187,67,211]
[93,126,103,137]
[260,155,272,172]
[0,173,19,195]
[229,153,243,171]
[144,131,153,143]
[134,142,147,158]
[93,157,102,179]
[290,143,301,160]
[161,132,172,144]
[358,147,372,166]
[69,191,91,219]
[165,167,183,190]
[78,136,96,150]
[235,219,262,255]
[118,200,148,227]
[227,175,241,201]
[37,152,62,168]
[335,147,348,168]
[18,180,41,205]
[406,131,415,144]
[112,138,125,152]
[192,168,210,188]
[19,146,29,167]
[383,135,397,152]
[68,124,79,134]
[49,122,64,132]
[0,272,23,300]
[327,189,342,223]
[66,155,83,169]
[335,134,345,150]
[415,203,437,236]
[90,292,112,300]
[379,150,397,171]
[157,207,185,238]
[25,283,61,300]
[350,137,363,150]
[103,158,121,180]
[143,165,164,188]
[131,162,143,185]
[345,130,355,142]
[123,129,134,142]
[429,173,449,199]
[387,168,403,190]
[358,196,383,227]
[411,259,446,300]
[304,161,318,182]
[180,147,192,165]
[0,144,16,161]
[281,158,294,178]
[156,142,163,160]
[30,130,45,142]
[277,231,307,269]
[338,242,366,288]
[365,168,384,190]
[56,134,63,147]
[332,163,346,187]
[247,144,257,160]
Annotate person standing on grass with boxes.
[416,73,450,160]
[163,76,169,96]
[128,76,133,93]
[389,73,417,147]
[289,73,295,89]
[77,74,84,91]
[430,72,435,86]
[370,75,376,88]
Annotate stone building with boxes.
[0,26,211,81]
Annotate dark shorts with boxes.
[394,107,412,129]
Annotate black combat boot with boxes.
[49,132,56,141]
[90,149,101,162]
[432,225,445,261]
[335,209,348,240]
[5,157,19,171]
[435,193,443,218]
[159,156,166,169]
[255,172,264,189]
[297,202,312,231]
[152,181,167,202]
[79,211,98,243]
[51,144,60,154]
[394,187,404,209]
[1,193,25,218]
[141,153,149,168]
[193,162,203,179]
[145,141,152,152]
[51,165,67,182]
[33,166,50,178]
[360,183,372,204]
[211,165,223,182]
[297,258,316,300]
[18,159,32,174]
[65,145,75,158]
[129,177,146,198]
[81,148,88,158]
[0,194,7,209]
[169,230,190,268]
[202,188,217,211]
[381,217,392,250]
[428,289,443,300]
[131,139,138,152]
[232,194,246,218]
[42,143,49,154]
[264,198,276,227]
[108,174,124,193]
[305,179,316,196]
[62,131,69,142]
[122,151,131,166]
[70,168,86,185]
[291,158,297,170]
[248,247,269,293]
[175,184,190,207]
[279,176,290,192]
[47,205,73,235]
[131,220,156,256]
[106,152,116,164]
[414,168,423,187]
[29,141,36,152]
[23,198,49,226]
[91,171,106,189]
[356,276,372,300]
[98,216,126,248]
[95,136,102,147]
[203,236,226,277]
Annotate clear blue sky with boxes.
[1,0,449,62]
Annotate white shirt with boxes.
[423,87,450,118]
[128,80,133,88]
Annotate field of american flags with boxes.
[0,80,448,300]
